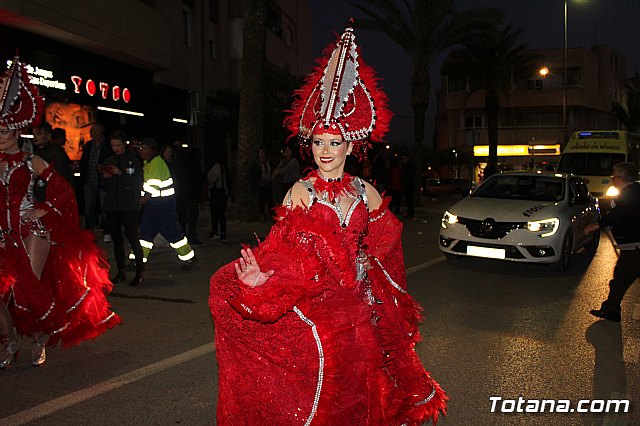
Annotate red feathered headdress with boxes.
[0,54,45,130]
[285,21,392,160]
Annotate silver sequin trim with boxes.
[51,322,70,335]
[66,288,91,314]
[372,257,407,294]
[37,299,55,321]
[368,208,387,223]
[415,378,437,406]
[98,312,116,325]
[293,306,324,426]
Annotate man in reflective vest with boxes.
[134,137,195,269]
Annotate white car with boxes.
[439,171,600,271]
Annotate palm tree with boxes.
[235,0,267,219]
[350,0,502,172]
[443,24,538,172]
[612,81,640,133]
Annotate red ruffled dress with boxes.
[0,152,120,348]
[209,172,447,425]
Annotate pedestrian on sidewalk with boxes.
[207,152,228,241]
[100,130,144,286]
[209,23,447,425]
[585,162,640,322]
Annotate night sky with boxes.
[308,0,640,148]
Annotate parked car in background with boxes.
[439,171,600,271]
[421,178,471,196]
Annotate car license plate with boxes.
[467,245,506,259]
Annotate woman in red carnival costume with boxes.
[0,56,120,368]
[209,23,447,424]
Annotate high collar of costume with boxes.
[309,169,354,201]
[0,150,26,164]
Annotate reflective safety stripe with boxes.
[170,237,189,249]
[146,177,174,188]
[178,250,195,261]
[144,177,175,197]
[140,239,154,249]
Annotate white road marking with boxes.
[0,343,215,426]
[406,256,446,275]
[2,256,448,424]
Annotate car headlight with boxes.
[527,218,560,237]
[442,210,458,228]
[605,185,619,197]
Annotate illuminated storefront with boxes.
[0,26,189,160]
[473,144,562,181]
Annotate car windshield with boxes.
[472,175,565,201]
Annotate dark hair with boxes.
[613,162,639,183]
[51,127,66,140]
[36,122,52,134]
[110,130,127,142]
[140,137,159,151]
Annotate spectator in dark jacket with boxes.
[171,140,205,244]
[585,162,640,322]
[100,130,144,287]
[80,122,114,238]
[32,121,73,202]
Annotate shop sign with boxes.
[70,76,131,103]
[5,60,66,91]
[474,144,561,157]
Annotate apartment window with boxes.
[465,116,483,129]
[209,39,216,59]
[526,79,543,90]
[267,4,282,38]
[447,76,466,92]
[283,25,294,47]
[182,7,192,47]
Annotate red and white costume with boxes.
[0,151,120,348]
[209,22,447,424]
[0,56,120,349]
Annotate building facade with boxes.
[0,0,312,164]
[436,45,628,181]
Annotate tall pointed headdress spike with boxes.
[284,21,392,161]
[0,54,45,130]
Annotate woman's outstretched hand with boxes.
[235,247,274,288]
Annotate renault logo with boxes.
[481,218,496,235]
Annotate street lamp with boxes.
[452,149,458,179]
[563,0,567,143]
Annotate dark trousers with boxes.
[601,249,640,314]
[258,185,273,216]
[209,188,227,237]
[177,196,200,239]
[389,189,403,213]
[404,186,415,218]
[106,210,143,273]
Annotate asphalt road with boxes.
[1,196,638,425]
